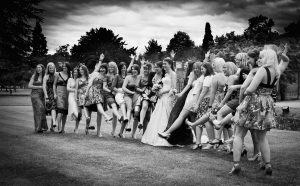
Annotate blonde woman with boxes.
[104,61,124,137]
[43,62,57,132]
[229,48,289,175]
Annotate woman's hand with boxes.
[54,94,57,100]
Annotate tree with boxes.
[284,20,300,37]
[31,21,47,57]
[166,31,195,60]
[202,22,214,52]
[144,39,162,63]
[71,27,136,70]
[0,0,43,65]
[244,15,278,43]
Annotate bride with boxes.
[141,57,177,146]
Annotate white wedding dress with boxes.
[141,74,174,146]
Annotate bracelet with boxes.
[45,98,49,100]
[208,106,212,108]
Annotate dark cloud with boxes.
[40,0,300,31]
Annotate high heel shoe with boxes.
[211,139,223,147]
[248,152,261,161]
[118,116,124,124]
[86,117,91,124]
[228,164,241,175]
[202,142,214,150]
[118,133,125,138]
[105,116,113,123]
[158,132,170,139]
[191,144,202,150]
[212,120,222,130]
[241,149,248,157]
[265,164,272,176]
[138,123,143,131]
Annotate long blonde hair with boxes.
[260,49,281,77]
[213,57,226,73]
[225,62,238,76]
[235,53,248,68]
[108,61,118,75]
[45,62,56,75]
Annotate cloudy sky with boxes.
[39,0,300,54]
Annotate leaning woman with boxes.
[229,48,289,176]
[29,64,48,133]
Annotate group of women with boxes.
[29,43,289,176]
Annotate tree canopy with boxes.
[144,39,163,63]
[166,31,195,61]
[202,22,214,52]
[71,27,136,70]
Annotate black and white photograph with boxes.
[0,0,299,185]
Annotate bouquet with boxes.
[148,81,163,103]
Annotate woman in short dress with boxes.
[229,48,289,175]
[54,62,71,133]
[29,64,48,133]
[132,63,152,136]
[43,62,57,132]
[122,64,141,138]
[75,65,89,134]
[84,63,112,136]
[112,62,129,137]
[185,58,226,149]
[67,67,80,133]
[104,61,124,137]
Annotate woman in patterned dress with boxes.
[83,64,112,136]
[74,65,89,134]
[185,58,226,149]
[54,62,71,133]
[29,64,48,133]
[43,62,57,132]
[229,48,289,175]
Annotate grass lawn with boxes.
[0,96,299,185]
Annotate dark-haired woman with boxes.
[142,58,177,146]
[159,62,214,147]
[162,60,197,146]
[132,63,153,137]
[67,67,80,133]
[105,61,123,137]
[29,64,48,133]
[185,58,226,149]
[122,64,141,138]
[75,65,89,134]
[112,62,129,137]
[43,62,57,131]
[84,64,112,136]
[54,62,71,133]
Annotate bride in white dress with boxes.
[141,58,177,146]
